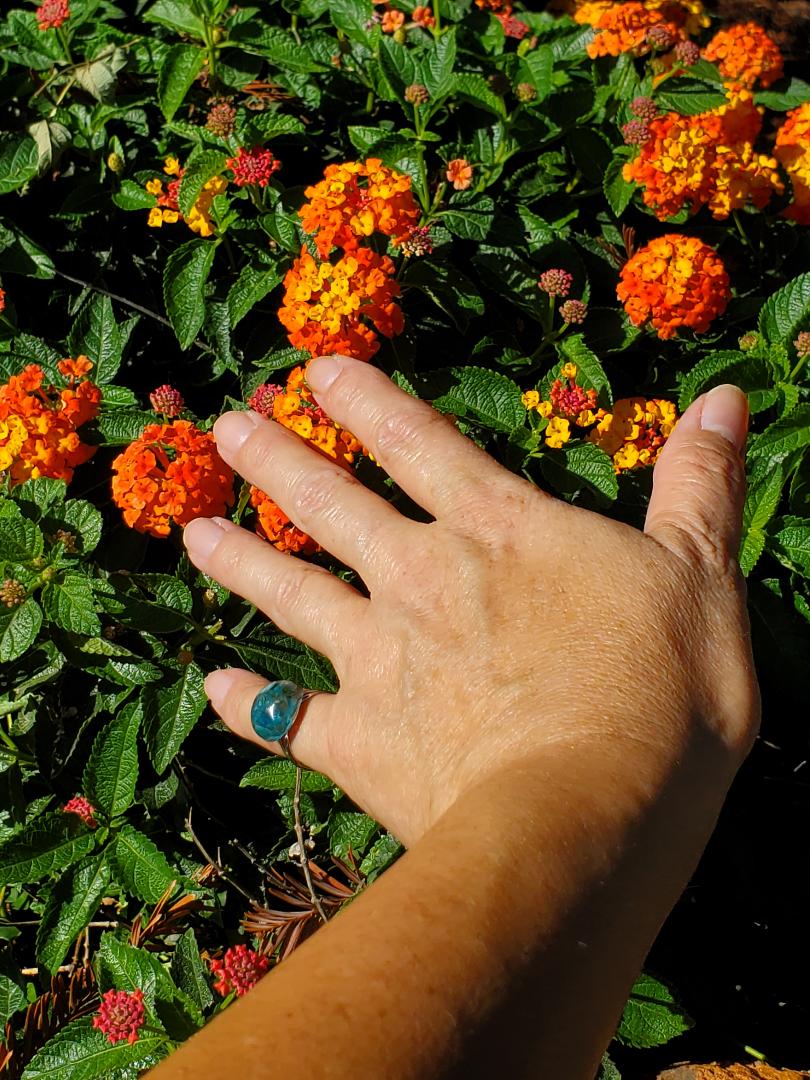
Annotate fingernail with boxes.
[306,356,344,393]
[205,669,239,716]
[184,516,230,563]
[213,410,262,456]
[700,384,749,453]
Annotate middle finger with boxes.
[213,409,415,587]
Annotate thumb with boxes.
[644,384,749,568]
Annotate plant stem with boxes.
[292,765,327,924]
[432,0,441,33]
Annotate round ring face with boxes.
[250,680,307,743]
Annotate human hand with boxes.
[183,357,759,847]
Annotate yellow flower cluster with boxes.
[589,398,678,472]
[145,157,227,237]
[522,363,600,449]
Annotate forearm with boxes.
[152,725,738,1080]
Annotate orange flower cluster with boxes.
[111,420,234,538]
[589,398,678,472]
[0,358,100,485]
[145,156,227,237]
[278,246,403,362]
[587,2,674,58]
[248,366,361,553]
[617,234,730,340]
[574,0,707,38]
[775,103,810,225]
[298,158,420,259]
[623,88,783,220]
[0,287,5,313]
[522,363,599,449]
[702,22,784,89]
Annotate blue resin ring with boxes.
[250,680,316,761]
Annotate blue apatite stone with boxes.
[250,681,305,742]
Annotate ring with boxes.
[250,680,318,764]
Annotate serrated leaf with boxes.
[755,77,810,111]
[450,72,506,118]
[402,257,485,331]
[229,637,338,691]
[60,499,104,554]
[603,153,634,217]
[615,972,693,1048]
[164,238,218,350]
[97,933,177,1007]
[554,334,612,407]
[83,703,141,818]
[598,1054,622,1080]
[112,179,156,211]
[748,406,810,467]
[112,825,176,904]
[0,506,44,562]
[0,599,42,663]
[228,23,326,73]
[739,464,786,576]
[0,134,39,195]
[379,36,419,96]
[359,833,402,882]
[0,961,26,1026]
[158,43,206,121]
[0,812,96,886]
[21,1017,167,1080]
[541,442,618,502]
[770,516,810,576]
[96,408,152,445]
[143,662,207,773]
[433,366,524,433]
[758,272,810,346]
[421,29,456,100]
[41,572,101,636]
[27,119,70,174]
[654,80,726,115]
[227,264,283,327]
[73,49,126,103]
[170,929,213,1012]
[36,854,110,973]
[241,758,334,792]
[524,44,554,101]
[441,194,494,242]
[67,294,122,384]
[327,811,378,859]
[143,0,204,36]
[178,151,228,218]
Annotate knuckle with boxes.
[291,465,352,521]
[237,426,276,477]
[373,405,447,462]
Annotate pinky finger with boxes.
[205,668,336,779]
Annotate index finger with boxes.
[305,355,519,521]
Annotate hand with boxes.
[183,357,759,847]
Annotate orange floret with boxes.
[278,246,404,362]
[775,103,810,225]
[622,88,783,221]
[586,2,673,58]
[111,420,234,538]
[249,487,319,554]
[589,397,678,472]
[298,159,420,258]
[617,234,730,340]
[702,22,784,89]
[0,359,100,485]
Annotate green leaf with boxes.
[0,812,96,886]
[541,442,618,502]
[83,703,141,818]
[229,636,338,692]
[327,811,378,859]
[241,112,306,141]
[449,72,507,118]
[748,406,810,467]
[359,833,402,882]
[227,264,283,327]
[178,151,228,218]
[67,294,122,384]
[654,79,726,115]
[112,179,156,211]
[554,334,612,407]
[755,77,810,111]
[164,238,218,350]
[678,350,749,411]
[441,194,494,242]
[758,272,810,346]
[96,408,152,445]
[0,599,42,663]
[379,36,419,96]
[73,48,126,103]
[433,366,524,433]
[0,506,44,562]
[27,119,70,175]
[97,933,177,1007]
[0,135,39,196]
[524,44,554,101]
[0,960,26,1026]
[60,499,104,554]
[143,662,207,773]
[598,1054,622,1080]
[241,758,334,792]
[228,24,326,73]
[21,1017,167,1079]
[421,29,456,101]
[740,463,786,576]
[42,572,101,636]
[36,854,111,973]
[603,153,634,218]
[615,972,693,1048]
[171,929,213,1013]
[144,0,204,37]
[158,44,206,122]
[112,825,177,904]
[402,258,485,331]
[770,516,810,576]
